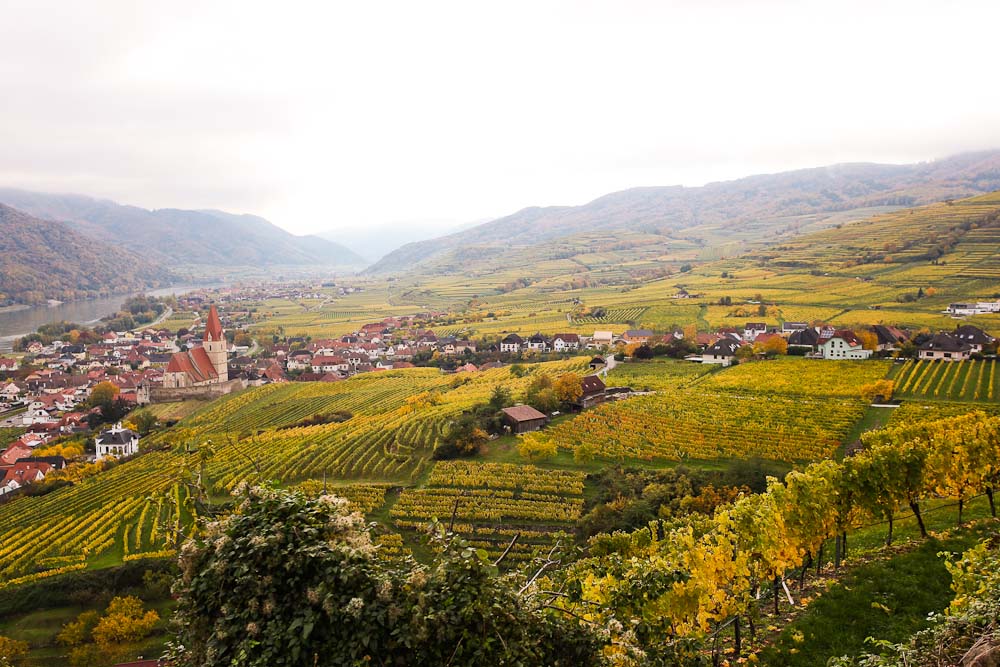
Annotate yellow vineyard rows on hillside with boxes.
[0,360,590,581]
[391,461,587,563]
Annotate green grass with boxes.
[759,525,989,666]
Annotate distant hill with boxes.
[0,189,367,270]
[366,151,1000,276]
[0,204,172,305]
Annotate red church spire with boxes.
[204,304,224,342]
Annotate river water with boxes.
[0,284,222,352]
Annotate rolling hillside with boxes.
[0,204,172,304]
[366,151,1000,276]
[0,189,367,270]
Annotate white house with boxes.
[743,323,768,341]
[702,339,741,366]
[500,334,523,353]
[819,331,873,360]
[526,333,550,352]
[311,355,350,373]
[95,423,140,460]
[552,334,581,352]
[588,331,615,349]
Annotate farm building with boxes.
[502,405,548,434]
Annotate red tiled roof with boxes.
[165,347,218,383]
[204,305,224,342]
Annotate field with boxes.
[889,359,999,402]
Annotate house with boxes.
[0,358,18,373]
[702,339,741,366]
[500,334,523,354]
[919,333,972,361]
[0,461,52,495]
[953,325,995,353]
[95,422,140,460]
[948,303,985,316]
[787,328,820,351]
[552,334,581,352]
[819,331,873,360]
[526,333,550,352]
[589,331,615,348]
[501,405,549,434]
[871,325,909,352]
[0,382,23,401]
[781,322,809,334]
[743,323,767,341]
[623,330,655,344]
[162,305,229,388]
[578,375,607,408]
[1,443,34,465]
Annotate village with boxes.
[0,284,997,499]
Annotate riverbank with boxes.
[0,283,223,352]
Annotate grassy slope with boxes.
[760,522,991,666]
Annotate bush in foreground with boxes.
[168,486,603,667]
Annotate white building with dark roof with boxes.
[95,422,139,460]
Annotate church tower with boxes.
[203,304,229,382]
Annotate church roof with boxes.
[166,346,219,383]
[205,305,224,342]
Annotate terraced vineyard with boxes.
[0,359,591,582]
[889,359,999,402]
[391,461,586,563]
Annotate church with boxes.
[163,305,229,389]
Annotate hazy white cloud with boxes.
[1,0,999,235]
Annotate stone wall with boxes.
[149,378,246,403]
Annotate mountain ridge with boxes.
[0,189,367,270]
[0,204,173,305]
[366,150,1000,276]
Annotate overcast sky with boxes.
[2,0,999,236]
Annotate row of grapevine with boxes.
[391,461,587,563]
[891,359,999,402]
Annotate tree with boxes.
[129,410,158,436]
[860,379,895,403]
[756,336,788,356]
[89,381,120,409]
[553,373,583,404]
[487,385,513,412]
[633,344,654,360]
[91,596,160,648]
[168,487,603,667]
[855,329,879,351]
[518,432,558,462]
[58,611,100,647]
[0,636,28,667]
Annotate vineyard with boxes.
[0,359,593,581]
[572,306,647,325]
[697,357,892,397]
[547,389,867,462]
[889,359,999,402]
[391,461,586,563]
[609,359,713,391]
